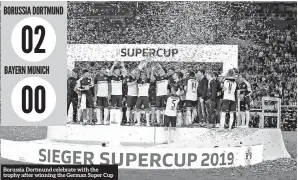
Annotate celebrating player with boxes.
[126,69,139,125]
[164,87,180,143]
[238,73,252,128]
[151,63,170,125]
[172,72,185,126]
[108,61,127,125]
[135,68,152,126]
[94,66,110,125]
[220,69,238,130]
[185,71,198,125]
[75,69,94,125]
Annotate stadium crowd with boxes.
[67,2,296,130]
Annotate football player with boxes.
[172,72,185,126]
[75,69,94,125]
[220,69,238,130]
[94,66,110,125]
[135,67,152,126]
[126,69,139,125]
[151,63,170,126]
[185,71,199,125]
[108,61,127,125]
[164,86,180,143]
[238,73,252,128]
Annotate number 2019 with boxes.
[201,152,234,166]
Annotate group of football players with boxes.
[67,61,252,133]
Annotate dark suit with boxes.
[197,76,208,123]
[207,78,221,124]
[67,77,78,122]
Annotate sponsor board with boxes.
[1,139,263,169]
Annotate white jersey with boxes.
[223,79,237,101]
[97,82,109,97]
[138,79,150,97]
[165,96,180,117]
[185,78,198,101]
[127,80,138,96]
[156,78,169,96]
[111,76,123,95]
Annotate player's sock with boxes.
[77,109,82,123]
[186,108,192,125]
[220,112,225,129]
[241,112,246,127]
[236,112,241,127]
[171,128,176,142]
[103,108,109,125]
[136,111,141,125]
[109,108,115,125]
[151,107,156,124]
[192,108,197,123]
[117,108,123,125]
[168,127,171,144]
[96,108,102,124]
[164,128,169,144]
[245,111,250,127]
[229,112,234,130]
[177,112,182,126]
[146,112,150,126]
[161,110,165,124]
[126,108,131,124]
[156,110,161,124]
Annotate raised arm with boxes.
[120,61,127,77]
[150,66,156,82]
[108,61,117,76]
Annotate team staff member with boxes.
[67,69,79,123]
[196,69,208,126]
[206,71,221,128]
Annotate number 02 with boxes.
[22,25,46,53]
[22,85,46,113]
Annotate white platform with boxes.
[1,127,291,169]
[47,126,291,161]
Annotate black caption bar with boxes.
[1,165,118,180]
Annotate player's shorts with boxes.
[136,96,150,109]
[156,95,167,108]
[221,100,236,112]
[127,96,138,108]
[150,95,156,107]
[80,93,94,109]
[96,97,109,108]
[164,115,177,127]
[111,95,123,107]
[240,97,250,111]
[178,100,185,111]
[185,100,197,107]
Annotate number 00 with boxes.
[22,85,46,113]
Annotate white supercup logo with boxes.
[11,17,56,62]
[11,77,56,122]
